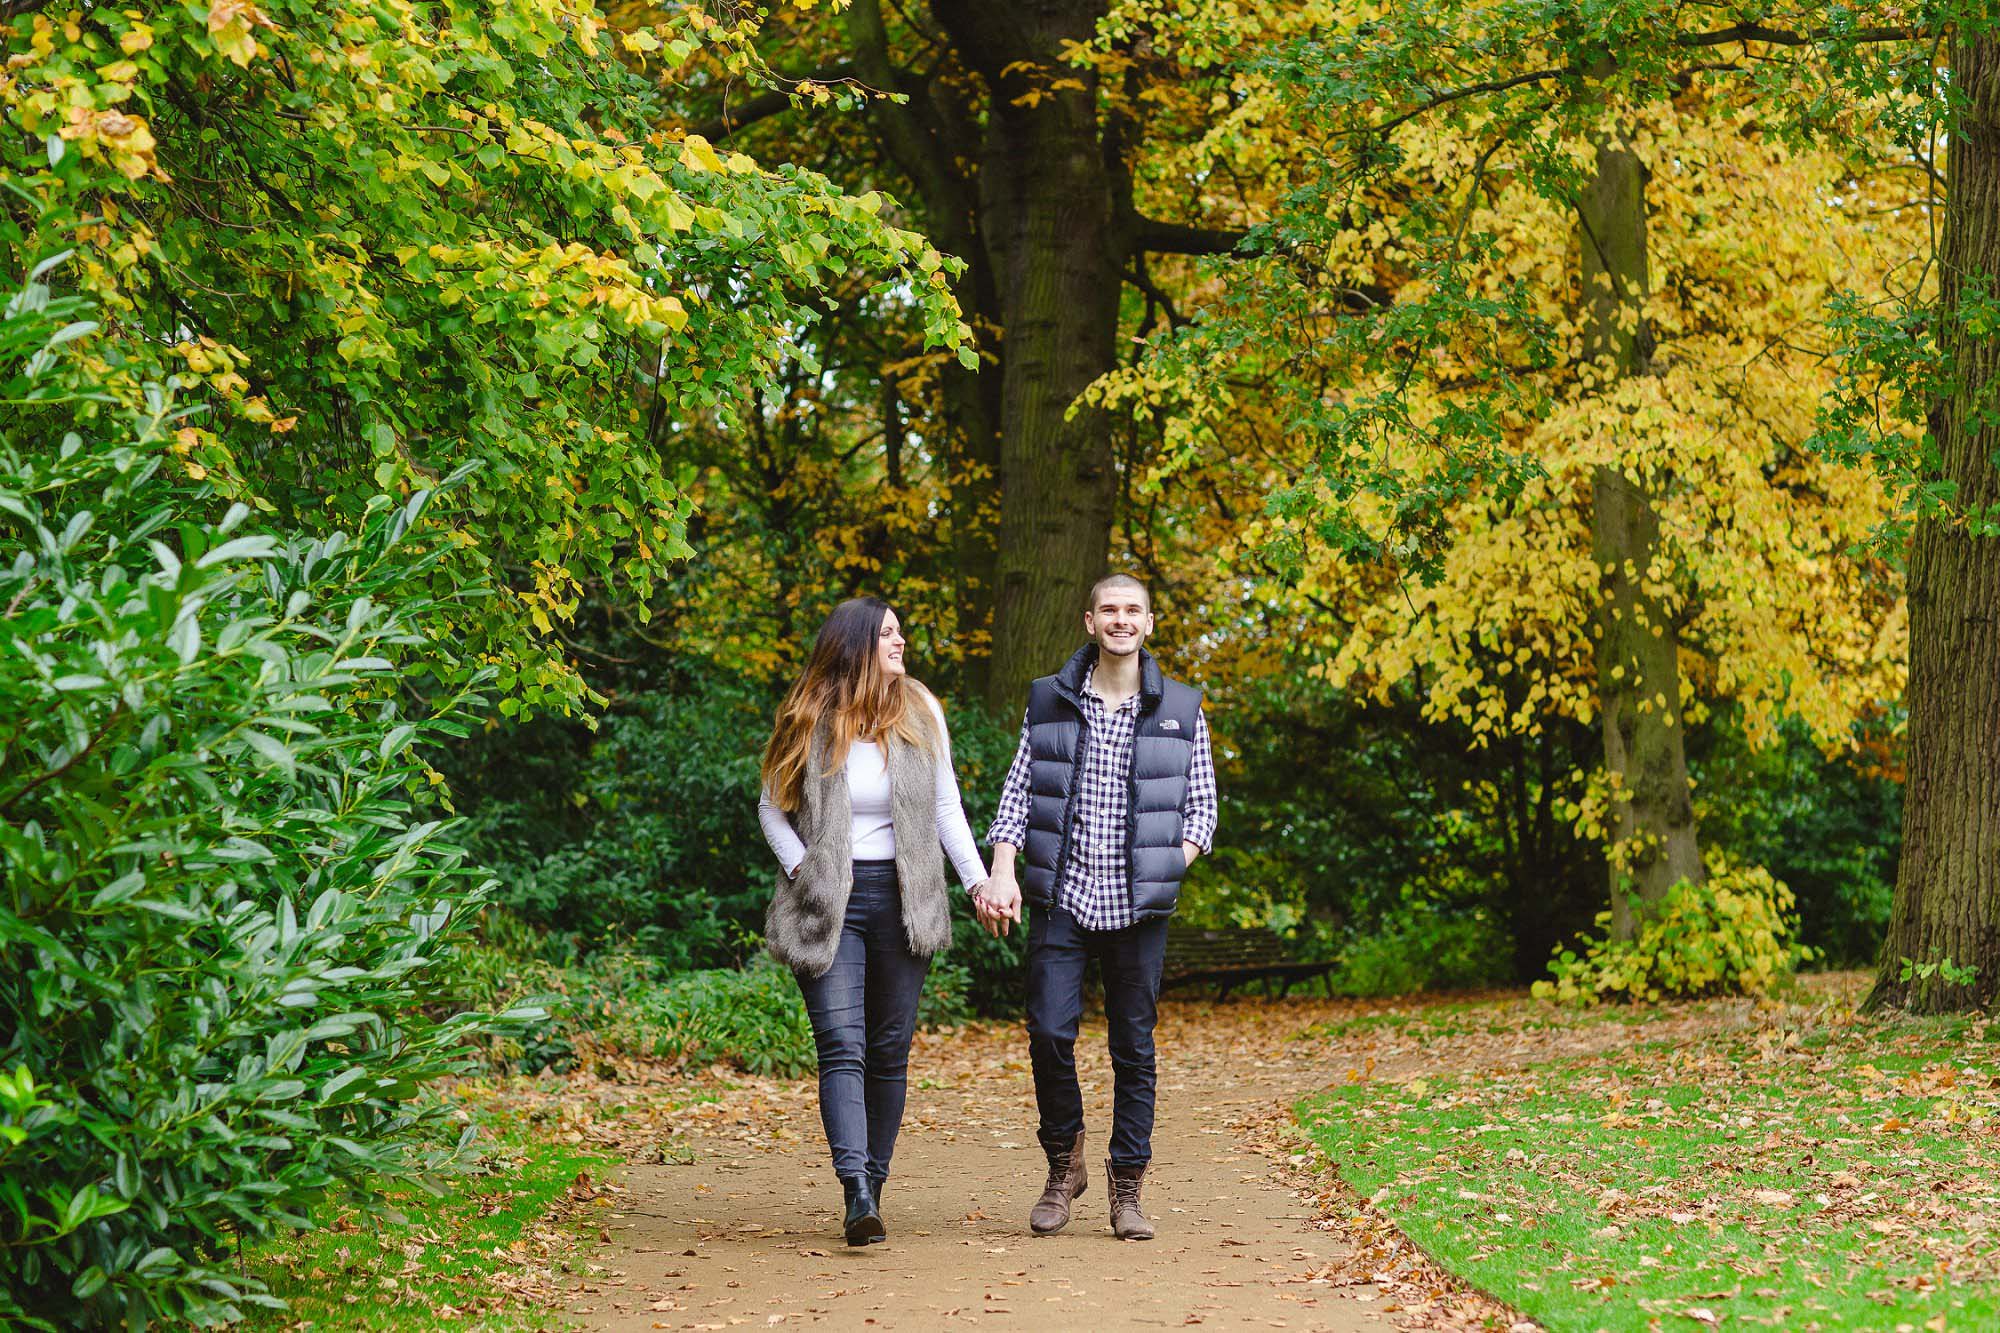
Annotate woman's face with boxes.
[876,609,907,677]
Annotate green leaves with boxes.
[4,0,968,719]
[1533,860,1813,1004]
[0,281,529,1329]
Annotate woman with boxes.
[758,596,988,1246]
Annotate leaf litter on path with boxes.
[436,978,1928,1331]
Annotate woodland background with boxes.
[4,0,1998,1327]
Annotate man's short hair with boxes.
[1087,573,1150,611]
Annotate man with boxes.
[974,574,1217,1241]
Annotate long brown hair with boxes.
[761,597,937,812]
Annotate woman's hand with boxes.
[973,872,1023,937]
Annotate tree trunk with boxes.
[931,1,1123,714]
[1578,138,1704,940]
[1868,30,2000,1013]
[847,0,1124,712]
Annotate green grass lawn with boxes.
[1300,998,2000,1331]
[238,1124,612,1331]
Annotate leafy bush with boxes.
[468,940,977,1080]
[0,276,525,1328]
[584,951,979,1076]
[1195,673,1609,984]
[1533,861,1812,1005]
[1177,846,1313,937]
[592,963,820,1078]
[452,674,776,969]
[1691,717,1900,968]
[1332,900,1514,997]
[916,957,977,1030]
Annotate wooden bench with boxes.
[1160,925,1335,1001]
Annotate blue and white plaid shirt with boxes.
[987,667,1218,931]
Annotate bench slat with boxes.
[1160,924,1329,998]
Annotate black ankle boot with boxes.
[869,1174,886,1207]
[840,1175,886,1246]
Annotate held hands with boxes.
[972,871,1023,937]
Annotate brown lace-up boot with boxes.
[1106,1161,1155,1240]
[1028,1129,1088,1234]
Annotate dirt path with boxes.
[562,994,1755,1332]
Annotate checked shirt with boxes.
[987,666,1218,931]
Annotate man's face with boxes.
[1084,585,1153,658]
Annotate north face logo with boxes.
[1159,718,1181,731]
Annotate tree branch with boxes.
[845,0,971,217]
[1131,217,1249,256]
[1364,22,1929,139]
[1681,22,1929,49]
[1124,259,1188,330]
[691,65,859,142]
[1371,66,1571,136]
[691,89,794,142]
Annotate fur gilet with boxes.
[764,721,952,977]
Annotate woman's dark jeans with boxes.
[793,861,930,1183]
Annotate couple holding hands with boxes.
[757,574,1218,1246]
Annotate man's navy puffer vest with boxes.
[1020,645,1203,921]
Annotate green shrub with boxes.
[916,957,977,1029]
[1533,860,1812,1005]
[438,910,572,1074]
[451,674,776,969]
[0,275,527,1329]
[590,962,817,1077]
[1177,846,1312,937]
[561,950,975,1078]
[1691,717,1900,968]
[1332,902,1514,997]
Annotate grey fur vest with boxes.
[764,723,952,977]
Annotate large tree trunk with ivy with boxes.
[1578,138,1705,940]
[1868,31,2000,1013]
[928,0,1122,712]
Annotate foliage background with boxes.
[1,0,967,1324]
[2,0,1938,1324]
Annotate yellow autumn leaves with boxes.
[1308,95,1915,760]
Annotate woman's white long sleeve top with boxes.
[757,695,988,888]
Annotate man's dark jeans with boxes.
[1025,903,1170,1168]
[794,861,930,1182]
